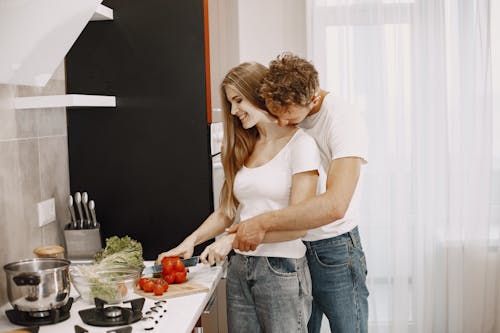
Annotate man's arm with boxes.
[260,169,318,242]
[203,169,318,260]
[229,157,361,251]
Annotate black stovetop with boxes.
[78,297,144,327]
[5,297,73,327]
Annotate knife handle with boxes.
[68,195,77,229]
[89,200,97,228]
[82,192,91,224]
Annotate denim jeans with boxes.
[303,226,369,333]
[226,254,312,332]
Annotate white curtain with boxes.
[308,0,500,332]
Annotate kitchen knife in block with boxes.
[82,192,91,228]
[74,192,84,229]
[68,195,77,229]
[89,200,97,228]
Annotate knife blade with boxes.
[143,256,200,275]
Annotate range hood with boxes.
[0,0,104,87]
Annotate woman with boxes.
[157,62,320,332]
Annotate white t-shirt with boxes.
[300,93,369,241]
[234,129,321,258]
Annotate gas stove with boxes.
[5,297,73,327]
[0,262,222,333]
[78,297,145,327]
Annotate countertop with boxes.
[0,261,224,333]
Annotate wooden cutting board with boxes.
[135,279,209,300]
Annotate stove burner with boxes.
[104,306,123,318]
[29,310,50,318]
[79,297,145,327]
[5,297,73,327]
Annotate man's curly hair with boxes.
[260,53,319,114]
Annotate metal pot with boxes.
[3,258,71,312]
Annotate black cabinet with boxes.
[66,0,213,259]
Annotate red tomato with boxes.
[162,261,174,275]
[174,270,187,284]
[153,284,164,296]
[154,278,168,291]
[143,281,155,293]
[173,260,185,272]
[161,256,180,265]
[138,277,150,290]
[163,273,175,284]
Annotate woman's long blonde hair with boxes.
[219,62,268,218]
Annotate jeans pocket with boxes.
[313,241,350,268]
[265,257,298,277]
[298,260,313,298]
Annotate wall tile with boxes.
[18,139,43,251]
[15,84,42,98]
[15,109,39,138]
[41,220,64,247]
[37,108,67,137]
[0,141,30,261]
[0,84,17,141]
[40,78,65,96]
[39,136,70,242]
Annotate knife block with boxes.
[64,223,103,259]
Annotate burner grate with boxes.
[78,297,144,327]
[5,297,73,327]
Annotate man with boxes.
[227,53,369,333]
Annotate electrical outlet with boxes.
[38,198,56,227]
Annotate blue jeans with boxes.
[304,226,369,333]
[226,254,313,332]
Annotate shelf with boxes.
[14,94,116,110]
[90,4,114,21]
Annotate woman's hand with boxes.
[156,237,195,265]
[200,234,235,265]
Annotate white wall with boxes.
[238,0,307,65]
[208,0,240,115]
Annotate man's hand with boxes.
[226,219,266,251]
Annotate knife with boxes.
[68,195,77,229]
[89,200,97,228]
[74,192,84,229]
[143,256,200,275]
[82,192,91,228]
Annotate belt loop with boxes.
[348,231,357,248]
